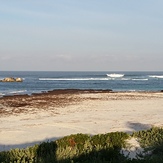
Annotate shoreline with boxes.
[0,90,163,151]
[1,88,163,98]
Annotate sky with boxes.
[0,0,163,71]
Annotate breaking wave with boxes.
[39,77,148,81]
[149,75,163,79]
[9,90,27,94]
[39,78,111,81]
[132,79,148,81]
[106,73,124,78]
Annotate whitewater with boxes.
[0,71,163,96]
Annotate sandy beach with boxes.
[0,90,163,151]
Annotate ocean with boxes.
[0,71,163,96]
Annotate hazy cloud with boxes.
[0,0,163,71]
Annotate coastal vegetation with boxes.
[0,127,163,163]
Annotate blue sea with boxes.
[0,71,163,96]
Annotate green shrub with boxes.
[55,133,91,161]
[91,132,129,149]
[0,145,38,163]
[56,133,91,149]
[36,141,57,162]
[132,127,163,147]
[1,128,163,163]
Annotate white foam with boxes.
[121,78,131,80]
[128,90,136,92]
[149,75,163,79]
[106,73,124,78]
[132,79,148,81]
[10,90,27,94]
[39,78,110,81]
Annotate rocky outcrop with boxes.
[1,77,16,82]
[0,77,23,82]
[15,78,23,82]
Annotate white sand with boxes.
[0,92,163,151]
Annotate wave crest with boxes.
[149,75,163,79]
[10,90,27,94]
[132,79,148,81]
[39,78,110,81]
[106,73,124,78]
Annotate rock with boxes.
[15,78,23,82]
[0,77,23,82]
[2,77,16,82]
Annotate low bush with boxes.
[132,127,163,147]
[0,128,163,163]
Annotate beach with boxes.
[0,90,163,151]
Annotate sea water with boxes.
[0,71,163,96]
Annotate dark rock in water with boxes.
[0,77,23,82]
[161,90,163,92]
[2,94,29,99]
[47,89,113,95]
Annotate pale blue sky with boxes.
[0,0,163,71]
